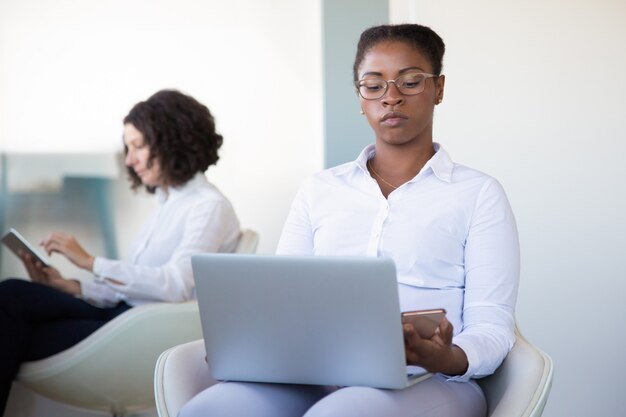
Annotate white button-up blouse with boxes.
[82,173,240,307]
[276,143,520,381]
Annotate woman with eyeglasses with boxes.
[180,24,518,417]
[0,90,241,415]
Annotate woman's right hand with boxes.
[403,317,469,376]
[19,251,81,295]
[40,231,95,271]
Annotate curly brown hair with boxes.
[353,24,446,82]
[123,89,223,192]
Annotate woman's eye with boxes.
[361,80,385,91]
[402,79,423,89]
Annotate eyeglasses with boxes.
[356,72,438,100]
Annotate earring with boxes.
[436,98,442,104]
[360,109,364,115]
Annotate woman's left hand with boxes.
[403,317,468,376]
[19,251,82,295]
[40,232,95,271]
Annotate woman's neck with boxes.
[371,140,435,182]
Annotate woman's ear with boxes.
[435,74,445,104]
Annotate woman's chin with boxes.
[141,179,159,188]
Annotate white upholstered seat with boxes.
[154,325,553,417]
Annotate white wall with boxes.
[0,0,324,256]
[391,1,626,416]
[4,0,626,416]
[1,1,323,415]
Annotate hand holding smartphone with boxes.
[1,228,50,266]
[401,308,446,339]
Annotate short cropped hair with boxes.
[353,24,446,81]
[123,89,223,192]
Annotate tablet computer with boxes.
[1,228,50,266]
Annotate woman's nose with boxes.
[382,82,404,107]
[125,150,135,167]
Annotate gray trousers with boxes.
[178,374,487,417]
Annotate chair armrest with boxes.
[477,328,554,417]
[155,339,216,417]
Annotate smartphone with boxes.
[401,308,446,339]
[1,228,50,266]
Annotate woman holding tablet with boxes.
[180,24,519,417]
[0,89,240,414]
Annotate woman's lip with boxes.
[381,111,408,121]
[381,111,409,126]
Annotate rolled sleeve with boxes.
[80,274,125,308]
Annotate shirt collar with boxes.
[155,172,208,204]
[426,143,454,183]
[354,144,376,174]
[349,142,454,183]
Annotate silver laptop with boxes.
[191,254,431,389]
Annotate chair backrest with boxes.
[234,229,259,254]
[477,327,554,417]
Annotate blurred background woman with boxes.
[0,89,240,415]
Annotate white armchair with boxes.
[154,339,208,417]
[154,325,553,417]
[476,327,553,417]
[15,229,259,417]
